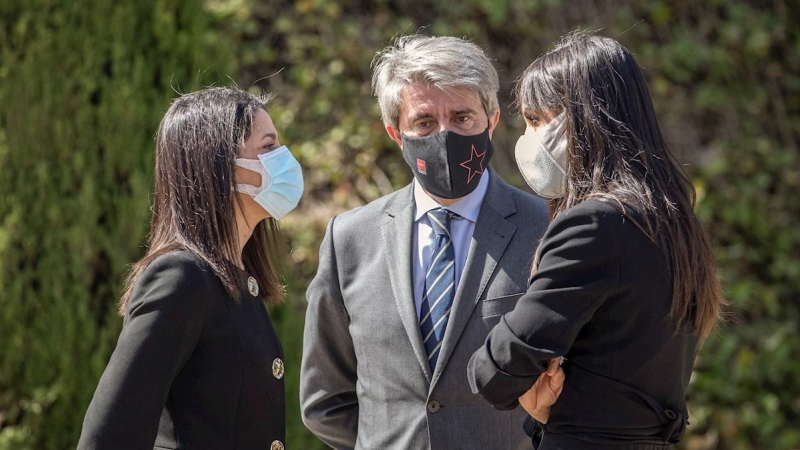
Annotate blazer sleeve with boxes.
[468,202,620,409]
[300,217,359,450]
[78,253,211,450]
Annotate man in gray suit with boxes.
[300,34,549,450]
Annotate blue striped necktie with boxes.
[419,207,456,371]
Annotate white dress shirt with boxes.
[411,170,490,319]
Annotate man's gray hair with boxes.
[371,35,500,129]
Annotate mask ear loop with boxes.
[234,158,269,195]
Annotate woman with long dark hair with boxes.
[468,32,726,449]
[78,86,303,449]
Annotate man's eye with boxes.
[455,116,472,124]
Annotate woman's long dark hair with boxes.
[517,32,725,340]
[119,86,285,313]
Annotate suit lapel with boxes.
[431,172,517,385]
[381,185,433,381]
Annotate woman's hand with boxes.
[518,358,565,424]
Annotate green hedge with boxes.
[0,0,235,448]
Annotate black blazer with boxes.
[468,200,697,448]
[78,251,285,450]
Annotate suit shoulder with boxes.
[331,186,410,229]
[127,250,215,316]
[489,173,548,212]
[567,198,618,213]
[143,250,212,281]
[552,199,632,234]
[511,186,548,212]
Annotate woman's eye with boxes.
[525,117,540,128]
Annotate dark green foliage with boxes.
[628,3,800,447]
[0,0,235,448]
[1,0,798,449]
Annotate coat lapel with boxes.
[381,185,433,381]
[431,172,517,385]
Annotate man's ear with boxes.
[487,109,501,139]
[386,124,403,148]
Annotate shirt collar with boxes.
[413,169,490,223]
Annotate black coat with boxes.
[78,251,285,450]
[468,200,697,449]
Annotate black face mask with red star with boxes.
[401,128,493,199]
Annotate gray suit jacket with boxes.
[301,169,549,450]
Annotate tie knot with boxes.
[427,208,453,237]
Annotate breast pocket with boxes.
[479,292,524,327]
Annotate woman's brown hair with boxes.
[119,86,285,313]
[516,31,726,341]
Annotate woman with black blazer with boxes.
[78,86,303,450]
[468,32,726,449]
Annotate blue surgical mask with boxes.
[235,145,304,220]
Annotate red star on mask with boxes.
[460,144,487,184]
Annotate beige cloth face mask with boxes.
[514,112,569,199]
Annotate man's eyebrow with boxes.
[450,108,478,116]
[261,132,277,141]
[408,112,435,122]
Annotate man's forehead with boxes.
[399,84,482,114]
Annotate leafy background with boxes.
[0,0,798,448]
